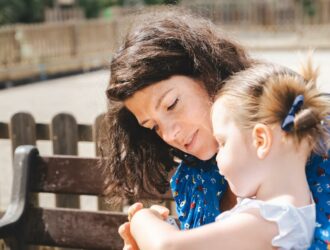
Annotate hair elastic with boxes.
[281,95,304,132]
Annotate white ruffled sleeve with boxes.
[258,201,315,250]
[216,198,316,250]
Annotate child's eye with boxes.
[167,98,179,111]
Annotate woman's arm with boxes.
[130,208,278,250]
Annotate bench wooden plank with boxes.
[30,155,174,199]
[26,207,126,250]
[30,156,103,195]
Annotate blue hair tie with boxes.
[281,95,304,132]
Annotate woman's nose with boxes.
[161,123,181,145]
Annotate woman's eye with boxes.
[167,98,179,111]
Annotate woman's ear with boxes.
[252,123,272,159]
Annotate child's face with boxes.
[212,99,262,198]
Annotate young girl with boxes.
[125,62,330,250]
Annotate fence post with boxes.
[51,113,80,208]
[71,22,78,57]
[10,113,36,156]
[10,113,39,208]
[9,113,39,250]
[93,114,103,159]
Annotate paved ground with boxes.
[0,50,329,211]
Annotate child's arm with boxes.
[130,208,278,250]
[130,208,180,250]
[118,222,139,250]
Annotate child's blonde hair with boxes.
[215,62,330,156]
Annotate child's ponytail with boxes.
[294,59,330,156]
[294,108,319,132]
[217,61,330,156]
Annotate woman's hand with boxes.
[118,202,144,250]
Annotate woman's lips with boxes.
[185,130,198,151]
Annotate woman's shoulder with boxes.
[306,152,329,202]
[306,151,330,249]
[306,152,329,210]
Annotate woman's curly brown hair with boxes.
[99,7,254,206]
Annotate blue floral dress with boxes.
[170,153,330,249]
[306,153,330,250]
[170,159,226,230]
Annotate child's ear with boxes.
[252,123,272,159]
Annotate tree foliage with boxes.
[0,0,180,25]
[0,0,52,25]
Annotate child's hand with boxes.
[127,202,144,221]
[118,221,139,250]
[150,205,170,220]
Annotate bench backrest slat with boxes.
[30,155,174,199]
[31,156,103,195]
[26,207,127,250]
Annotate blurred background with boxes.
[0,0,329,226]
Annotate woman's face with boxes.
[124,75,218,160]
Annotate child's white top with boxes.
[215,197,316,250]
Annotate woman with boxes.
[100,8,329,250]
[125,62,327,250]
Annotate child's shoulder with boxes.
[216,197,315,250]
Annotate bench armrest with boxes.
[0,145,38,237]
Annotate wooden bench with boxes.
[0,145,173,249]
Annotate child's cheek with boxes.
[218,156,230,178]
